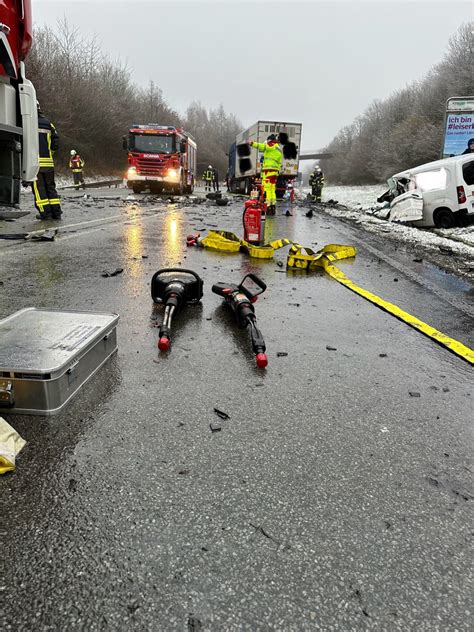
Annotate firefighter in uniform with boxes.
[33,104,62,220]
[309,166,325,202]
[249,134,282,215]
[69,150,86,189]
[203,165,214,192]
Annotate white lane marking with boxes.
[0,209,163,256]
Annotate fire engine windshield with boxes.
[131,134,176,154]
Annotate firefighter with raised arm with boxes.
[69,150,86,190]
[309,166,325,202]
[249,134,282,215]
[203,165,214,192]
[32,103,62,220]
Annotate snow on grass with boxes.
[299,184,474,265]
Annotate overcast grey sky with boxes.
[33,1,472,150]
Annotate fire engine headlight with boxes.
[127,167,136,176]
[168,169,178,178]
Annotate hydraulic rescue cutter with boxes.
[151,269,203,351]
[212,274,268,368]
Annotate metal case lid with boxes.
[0,308,119,376]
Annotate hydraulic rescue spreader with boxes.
[151,269,203,351]
[212,273,268,368]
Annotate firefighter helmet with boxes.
[70,150,77,156]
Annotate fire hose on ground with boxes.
[186,232,474,365]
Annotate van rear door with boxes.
[461,159,474,216]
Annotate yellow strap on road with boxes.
[287,244,474,366]
[200,230,290,259]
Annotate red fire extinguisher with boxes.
[243,191,266,245]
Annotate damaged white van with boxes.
[381,155,474,228]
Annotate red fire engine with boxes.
[0,0,38,208]
[123,125,197,195]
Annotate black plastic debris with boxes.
[209,422,222,433]
[214,408,230,420]
[188,616,202,631]
[101,268,124,278]
[409,391,421,397]
[277,352,288,357]
[249,522,281,545]
[326,345,337,351]
[379,353,388,357]
[413,258,423,263]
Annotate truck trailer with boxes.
[0,0,39,209]
[228,121,302,196]
[124,125,197,195]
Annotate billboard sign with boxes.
[442,97,474,157]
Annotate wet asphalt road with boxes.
[1,187,473,631]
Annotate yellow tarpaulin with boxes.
[0,417,26,474]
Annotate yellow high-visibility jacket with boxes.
[250,140,282,173]
[69,157,85,172]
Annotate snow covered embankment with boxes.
[309,185,474,274]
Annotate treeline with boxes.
[321,23,474,184]
[27,20,241,177]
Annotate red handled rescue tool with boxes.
[212,273,268,368]
[151,269,203,351]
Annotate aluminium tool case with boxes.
[0,308,119,416]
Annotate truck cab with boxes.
[0,0,38,208]
[124,125,197,195]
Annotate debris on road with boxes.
[409,391,421,397]
[277,352,288,357]
[0,228,58,241]
[249,522,282,546]
[209,422,222,433]
[101,268,124,278]
[214,407,230,420]
[326,345,337,351]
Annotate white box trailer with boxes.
[229,120,302,196]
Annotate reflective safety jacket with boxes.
[203,169,214,181]
[69,156,85,172]
[38,112,59,170]
[309,172,325,187]
[250,139,282,173]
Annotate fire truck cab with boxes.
[0,0,38,208]
[124,125,197,195]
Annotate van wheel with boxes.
[433,208,455,229]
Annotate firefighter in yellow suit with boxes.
[202,165,214,192]
[250,134,282,215]
[32,104,62,220]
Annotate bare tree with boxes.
[323,22,473,184]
